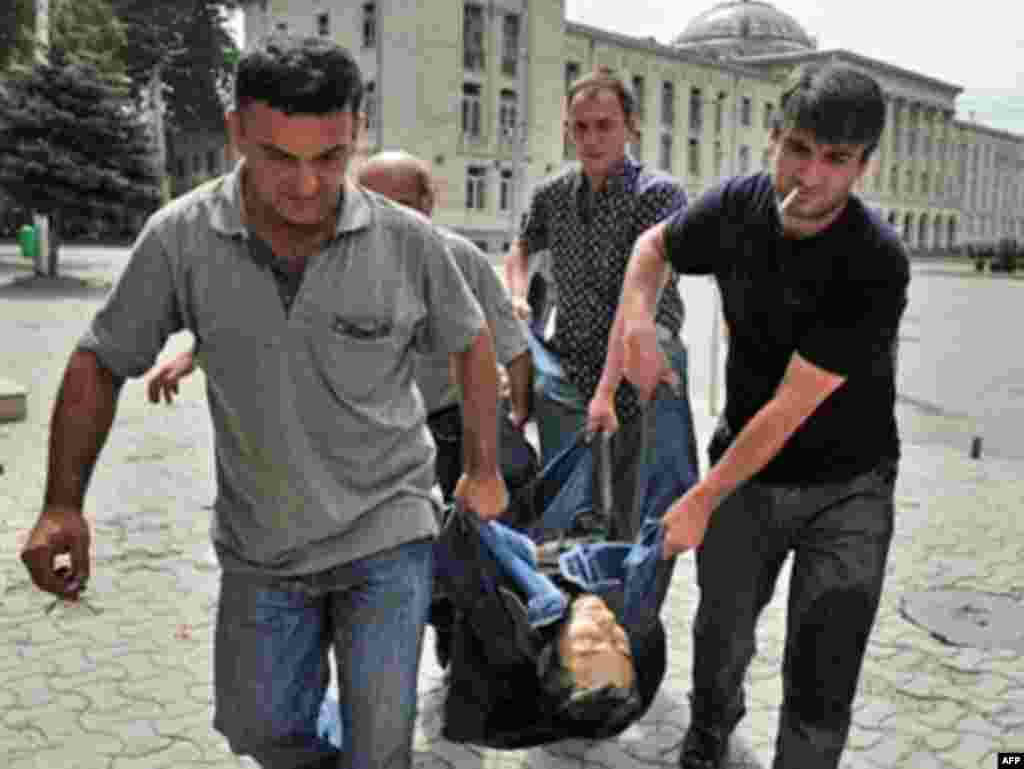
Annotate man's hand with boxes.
[454,472,509,522]
[508,408,530,431]
[623,320,678,403]
[511,296,532,321]
[586,389,620,437]
[21,507,92,600]
[660,486,716,558]
[147,350,196,405]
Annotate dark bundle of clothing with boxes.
[432,502,667,749]
[431,370,698,748]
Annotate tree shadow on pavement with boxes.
[0,274,112,300]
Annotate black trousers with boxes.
[427,404,464,503]
[690,460,896,769]
[426,402,539,668]
[426,402,539,505]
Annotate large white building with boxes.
[171,0,1024,255]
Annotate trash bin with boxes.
[16,224,37,260]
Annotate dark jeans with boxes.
[212,539,434,769]
[533,339,698,542]
[690,460,896,769]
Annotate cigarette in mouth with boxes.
[779,187,800,214]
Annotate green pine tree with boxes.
[0,53,161,274]
[110,0,240,133]
[51,0,130,80]
[0,0,35,73]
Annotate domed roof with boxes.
[672,0,815,56]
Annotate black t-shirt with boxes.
[663,172,909,484]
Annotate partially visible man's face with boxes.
[358,166,429,215]
[772,125,869,237]
[558,594,635,693]
[229,101,357,230]
[566,87,630,187]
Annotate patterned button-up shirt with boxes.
[519,156,688,422]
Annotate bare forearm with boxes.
[697,398,808,509]
[621,223,671,327]
[44,350,123,510]
[596,306,628,397]
[699,355,844,509]
[454,330,501,476]
[504,351,532,420]
[504,241,530,301]
[597,223,670,395]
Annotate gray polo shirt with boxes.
[80,165,485,576]
[414,227,528,414]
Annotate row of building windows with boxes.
[463,4,520,77]
[890,129,957,160]
[278,3,378,47]
[465,165,517,212]
[174,148,225,179]
[276,8,1013,179]
[461,85,519,140]
[567,63,775,137]
[626,133,771,178]
[288,4,525,82]
[611,131,770,178]
[885,164,960,198]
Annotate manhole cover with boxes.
[900,590,1024,651]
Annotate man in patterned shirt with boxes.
[505,67,697,539]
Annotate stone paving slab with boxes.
[2,248,1023,769]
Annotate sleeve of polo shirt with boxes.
[78,222,185,378]
[662,183,727,275]
[797,249,910,378]
[417,229,486,356]
[517,183,548,255]
[462,245,528,367]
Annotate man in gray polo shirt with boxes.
[19,34,507,769]
[150,150,533,505]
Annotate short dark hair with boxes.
[567,67,638,132]
[233,33,363,116]
[774,64,885,160]
[536,621,643,737]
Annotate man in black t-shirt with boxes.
[589,65,908,769]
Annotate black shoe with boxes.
[678,722,731,769]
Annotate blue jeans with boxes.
[213,539,434,769]
[529,330,699,541]
[527,332,586,466]
[557,520,668,636]
[476,514,670,642]
[477,521,568,628]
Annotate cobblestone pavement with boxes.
[2,248,1022,769]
